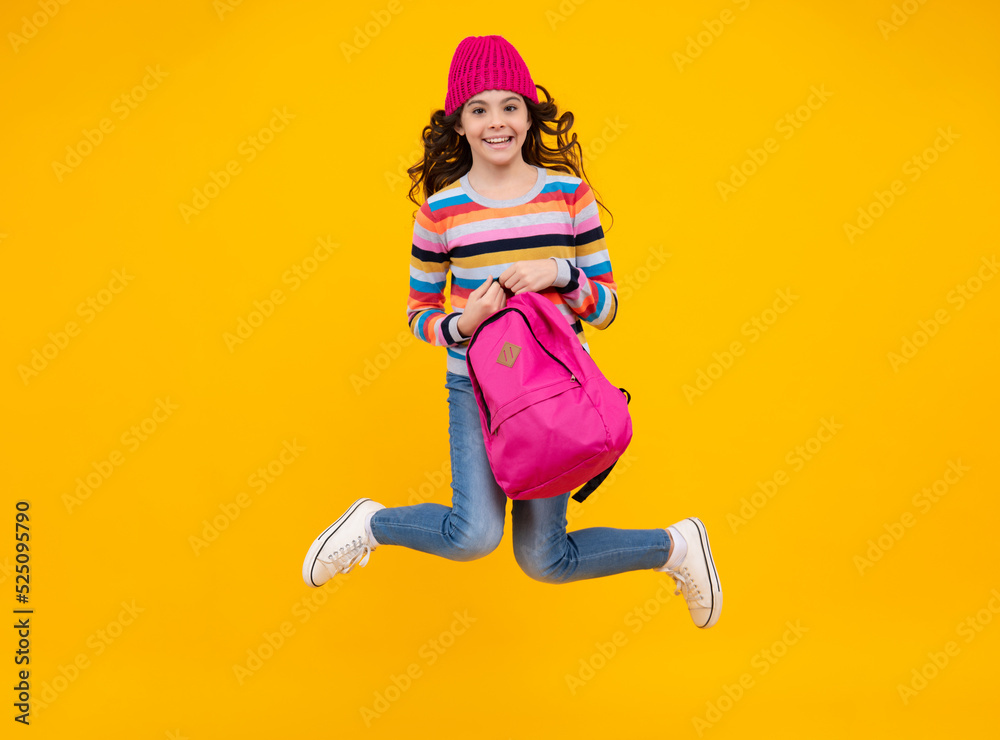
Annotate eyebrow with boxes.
[465,96,521,108]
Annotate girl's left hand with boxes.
[498,259,558,295]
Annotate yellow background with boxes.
[2,0,998,737]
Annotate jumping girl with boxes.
[301,35,723,628]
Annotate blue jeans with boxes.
[368,371,671,584]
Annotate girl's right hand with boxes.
[457,276,507,338]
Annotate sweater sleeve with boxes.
[548,181,618,330]
[406,202,470,346]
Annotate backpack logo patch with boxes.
[497,342,520,368]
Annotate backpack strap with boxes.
[571,387,631,503]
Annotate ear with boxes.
[454,120,464,137]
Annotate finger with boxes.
[473,282,490,302]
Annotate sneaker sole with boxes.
[302,497,372,587]
[687,517,723,628]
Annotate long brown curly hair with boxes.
[406,84,613,230]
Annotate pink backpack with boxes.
[466,289,632,502]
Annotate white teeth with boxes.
[485,137,511,143]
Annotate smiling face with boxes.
[453,89,532,168]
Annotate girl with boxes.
[302,35,722,628]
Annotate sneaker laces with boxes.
[664,565,704,607]
[317,536,373,575]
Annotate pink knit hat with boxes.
[445,35,538,116]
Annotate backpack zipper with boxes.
[468,307,580,431]
[470,307,578,380]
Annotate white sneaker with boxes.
[656,517,723,628]
[302,498,385,587]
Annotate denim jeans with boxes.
[368,371,671,584]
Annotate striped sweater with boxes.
[407,165,618,377]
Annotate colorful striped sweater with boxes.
[407,165,618,377]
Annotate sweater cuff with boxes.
[441,311,470,345]
[549,257,572,290]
